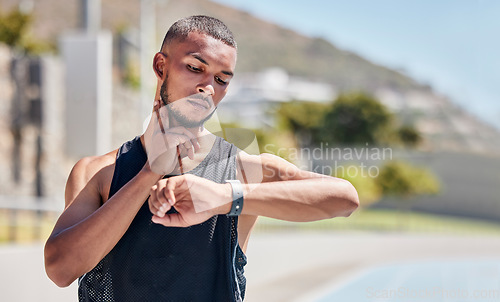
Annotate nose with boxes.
[197,77,215,96]
[197,85,214,96]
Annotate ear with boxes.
[153,52,167,80]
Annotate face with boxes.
[156,31,237,128]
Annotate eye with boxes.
[215,76,228,85]
[187,64,202,72]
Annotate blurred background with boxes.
[0,0,499,301]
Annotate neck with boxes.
[168,118,206,138]
[139,125,217,175]
[140,124,214,153]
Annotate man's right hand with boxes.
[143,100,200,175]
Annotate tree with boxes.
[274,93,424,147]
[0,7,51,54]
[275,100,329,146]
[321,92,393,145]
[397,125,422,147]
[374,160,440,230]
[376,161,440,198]
[0,8,30,48]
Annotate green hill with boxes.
[7,0,423,92]
[157,0,424,92]
[5,0,499,153]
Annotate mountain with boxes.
[2,0,499,154]
[1,0,422,92]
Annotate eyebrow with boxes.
[192,54,208,65]
[190,53,234,77]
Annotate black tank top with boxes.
[78,136,247,301]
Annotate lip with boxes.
[187,99,210,110]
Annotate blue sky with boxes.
[213,0,500,129]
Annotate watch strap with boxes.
[226,180,244,216]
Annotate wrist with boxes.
[225,180,244,216]
[217,183,233,215]
[140,162,163,181]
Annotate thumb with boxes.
[152,213,186,227]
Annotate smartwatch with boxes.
[225,180,244,216]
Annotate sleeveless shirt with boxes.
[78,136,247,301]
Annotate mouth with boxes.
[187,99,210,110]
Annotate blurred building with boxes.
[219,68,336,128]
[0,45,69,202]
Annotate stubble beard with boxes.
[160,80,216,129]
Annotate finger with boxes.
[162,132,193,154]
[156,201,171,218]
[168,127,200,152]
[159,181,173,213]
[166,176,181,206]
[148,185,161,215]
[155,181,171,217]
[152,193,167,218]
[177,143,193,160]
[153,191,171,217]
[183,141,195,160]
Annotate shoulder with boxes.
[65,149,118,207]
[72,151,117,183]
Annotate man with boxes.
[44,16,359,301]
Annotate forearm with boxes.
[240,177,359,222]
[45,167,160,287]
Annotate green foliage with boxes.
[123,60,141,90]
[334,160,440,206]
[322,92,393,145]
[252,127,295,161]
[276,100,329,131]
[0,7,51,54]
[275,100,329,145]
[376,161,440,199]
[275,92,423,148]
[0,8,30,47]
[397,125,422,147]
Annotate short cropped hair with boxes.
[160,15,237,51]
